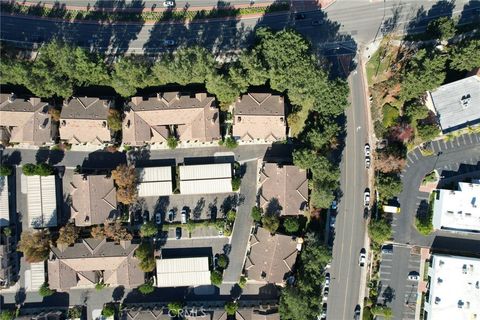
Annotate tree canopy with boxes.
[377,173,403,201]
[17,230,51,263]
[448,39,480,71]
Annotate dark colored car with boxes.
[354,305,361,320]
[175,227,182,240]
[295,13,306,20]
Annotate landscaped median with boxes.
[0,1,290,23]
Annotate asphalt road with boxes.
[327,59,368,320]
[1,0,478,55]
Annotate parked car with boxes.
[381,245,393,255]
[364,188,370,207]
[213,255,219,270]
[155,212,162,225]
[329,215,336,229]
[365,156,371,169]
[331,200,337,210]
[175,227,182,239]
[322,287,329,301]
[359,248,366,267]
[325,273,330,288]
[295,13,306,20]
[364,143,371,157]
[143,211,149,222]
[181,209,187,224]
[354,305,361,320]
[163,39,175,46]
[168,209,174,222]
[321,303,327,319]
[408,271,420,281]
[163,0,175,7]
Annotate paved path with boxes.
[222,159,256,283]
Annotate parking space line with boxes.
[467,134,473,144]
[446,140,453,149]
[461,134,467,145]
[439,139,446,150]
[455,139,461,147]
[407,154,415,163]
[432,140,441,153]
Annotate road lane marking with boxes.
[412,152,419,161]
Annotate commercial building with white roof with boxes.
[137,166,173,197]
[26,175,57,228]
[156,257,211,287]
[179,163,232,195]
[0,176,9,227]
[424,253,480,320]
[432,180,480,233]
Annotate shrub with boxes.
[283,217,300,233]
[251,206,263,222]
[167,136,178,149]
[35,163,54,176]
[368,219,392,245]
[210,270,223,286]
[107,109,122,132]
[101,304,115,318]
[218,254,229,269]
[231,176,241,191]
[39,282,55,297]
[0,165,13,176]
[22,163,37,176]
[226,210,236,223]
[167,302,184,316]
[3,227,12,237]
[138,281,155,295]
[68,306,83,319]
[95,282,107,291]
[417,123,440,141]
[239,275,247,288]
[223,137,238,149]
[140,221,157,238]
[415,191,435,235]
[382,104,399,128]
[0,310,15,320]
[262,214,280,234]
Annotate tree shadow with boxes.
[265,197,282,217]
[457,0,480,27]
[405,0,455,36]
[14,287,26,306]
[112,285,125,302]
[208,197,218,220]
[127,146,151,165]
[1,150,21,166]
[220,194,238,215]
[193,197,205,219]
[381,285,396,304]
[154,196,170,218]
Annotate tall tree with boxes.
[111,57,150,97]
[377,173,403,201]
[449,39,480,71]
[57,223,79,246]
[17,230,51,262]
[427,17,456,42]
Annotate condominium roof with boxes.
[233,93,286,141]
[70,174,117,227]
[245,227,298,283]
[123,92,220,146]
[179,163,232,195]
[156,257,211,287]
[425,254,480,320]
[137,167,173,197]
[0,93,52,145]
[432,181,480,233]
[59,97,112,144]
[26,175,57,228]
[259,163,308,216]
[0,177,9,227]
[48,239,143,291]
[429,75,480,133]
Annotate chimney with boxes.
[119,239,130,249]
[279,96,283,103]
[195,93,207,101]
[8,93,15,103]
[156,93,162,101]
[102,121,107,128]
[460,94,471,109]
[103,100,110,108]
[131,96,141,105]
[57,242,68,252]
[175,92,181,100]
[63,100,69,107]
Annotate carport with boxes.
[156,257,211,287]
[137,166,173,197]
[179,163,232,195]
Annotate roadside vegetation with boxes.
[415,191,436,235]
[0,1,290,23]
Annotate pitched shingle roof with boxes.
[259,163,308,216]
[59,97,112,144]
[233,93,286,141]
[245,227,298,284]
[122,92,220,146]
[48,239,143,291]
[70,174,117,227]
[429,75,480,133]
[0,93,52,145]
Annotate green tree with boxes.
[135,242,156,272]
[0,54,31,87]
[368,219,392,245]
[310,180,335,209]
[166,136,178,149]
[305,121,340,150]
[138,280,155,295]
[283,217,300,233]
[238,276,247,288]
[226,210,236,223]
[68,306,83,319]
[35,163,54,176]
[310,155,340,183]
[167,302,184,316]
[101,304,115,318]
[292,149,316,170]
[17,230,50,263]
[223,137,238,149]
[417,123,440,141]
[218,254,229,269]
[449,39,480,71]
[210,270,223,286]
[279,286,317,320]
[107,109,122,132]
[405,103,429,124]
[111,57,150,97]
[0,165,13,176]
[377,173,403,201]
[0,310,15,320]
[251,206,263,222]
[224,301,239,316]
[262,214,280,234]
[427,17,455,42]
[231,176,241,191]
[382,104,400,128]
[401,49,447,101]
[140,221,157,238]
[39,282,55,297]
[205,73,242,106]
[22,163,37,176]
[57,223,79,246]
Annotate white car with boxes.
[163,39,175,46]
[365,156,371,169]
[163,0,175,7]
[324,273,330,288]
[359,248,366,267]
[364,143,371,157]
[181,209,187,224]
[408,272,420,281]
[364,189,370,207]
[322,287,329,301]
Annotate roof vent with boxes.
[458,300,464,308]
[126,120,131,128]
[237,116,242,122]
[460,94,471,109]
[437,277,443,284]
[102,121,107,128]
[8,93,16,103]
[472,197,477,208]
[103,100,109,108]
[61,120,66,126]
[435,297,441,304]
[463,264,467,274]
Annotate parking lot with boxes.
[378,245,421,320]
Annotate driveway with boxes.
[394,132,480,246]
[377,245,421,320]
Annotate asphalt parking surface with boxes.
[378,245,421,320]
